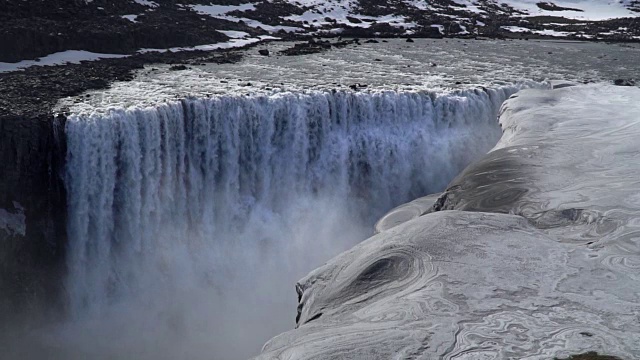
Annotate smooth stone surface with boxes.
[374,193,440,233]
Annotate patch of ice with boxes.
[0,50,128,73]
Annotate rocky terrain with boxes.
[1,0,639,64]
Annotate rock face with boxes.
[255,85,640,359]
[0,114,67,326]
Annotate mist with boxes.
[5,87,515,359]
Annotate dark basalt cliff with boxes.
[0,113,67,325]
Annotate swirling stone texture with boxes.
[255,85,640,359]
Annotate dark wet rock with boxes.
[555,352,622,360]
[258,49,270,56]
[613,78,635,86]
[406,37,415,42]
[169,64,188,71]
[364,39,379,43]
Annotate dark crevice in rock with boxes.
[303,312,322,324]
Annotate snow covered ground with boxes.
[504,0,638,20]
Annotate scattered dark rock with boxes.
[348,83,368,90]
[258,49,270,56]
[374,58,382,61]
[169,64,188,71]
[279,39,355,56]
[364,39,379,43]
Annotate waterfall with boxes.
[63,86,525,359]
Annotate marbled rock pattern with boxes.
[255,85,640,359]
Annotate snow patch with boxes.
[404,0,432,10]
[121,14,139,22]
[189,3,303,32]
[133,0,158,8]
[502,25,573,37]
[431,24,445,34]
[503,0,639,20]
[139,36,279,53]
[189,3,256,17]
[0,50,128,73]
[218,30,251,38]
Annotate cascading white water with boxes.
[63,86,525,359]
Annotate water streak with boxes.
[63,86,522,358]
